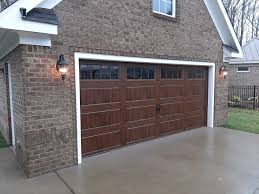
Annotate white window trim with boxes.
[237,66,250,73]
[74,53,215,164]
[153,0,176,18]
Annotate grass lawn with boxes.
[224,108,259,134]
[0,131,8,149]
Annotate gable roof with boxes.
[230,38,259,64]
[204,0,243,60]
[0,0,242,60]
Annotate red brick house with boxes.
[0,0,242,177]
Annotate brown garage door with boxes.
[80,61,208,156]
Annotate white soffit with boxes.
[0,29,51,59]
[0,30,19,58]
[204,0,243,59]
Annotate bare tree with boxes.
[250,0,257,38]
[223,0,259,45]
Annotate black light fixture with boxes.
[56,54,69,81]
[20,8,27,17]
[0,68,4,74]
[219,64,228,77]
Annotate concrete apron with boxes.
[57,127,259,194]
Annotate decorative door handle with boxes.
[156,104,161,112]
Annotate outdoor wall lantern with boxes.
[0,68,4,74]
[56,54,69,81]
[219,64,228,77]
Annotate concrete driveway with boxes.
[1,127,259,194]
[58,127,259,194]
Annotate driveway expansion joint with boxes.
[54,171,78,194]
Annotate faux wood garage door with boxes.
[80,61,208,156]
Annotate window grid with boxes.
[161,68,182,80]
[80,64,119,80]
[127,67,155,80]
[187,68,206,80]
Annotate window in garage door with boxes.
[80,61,208,156]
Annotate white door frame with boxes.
[74,53,216,164]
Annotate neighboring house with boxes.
[0,0,242,177]
[229,38,259,86]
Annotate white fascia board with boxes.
[18,31,51,47]
[0,0,58,34]
[37,0,63,9]
[217,0,243,58]
[75,53,215,67]
[204,0,243,59]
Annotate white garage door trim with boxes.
[74,52,216,164]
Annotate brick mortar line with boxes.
[54,171,78,194]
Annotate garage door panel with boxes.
[82,130,121,156]
[80,81,122,88]
[80,88,120,105]
[159,113,184,123]
[126,105,156,122]
[160,119,184,135]
[81,109,121,129]
[160,102,183,117]
[185,84,203,97]
[81,124,121,138]
[184,100,202,113]
[126,86,156,101]
[125,100,157,107]
[81,103,121,114]
[184,115,202,129]
[126,118,155,128]
[160,85,184,99]
[126,124,156,144]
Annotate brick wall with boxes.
[21,46,76,176]
[229,64,259,86]
[0,0,227,177]
[0,46,26,166]
[214,63,229,126]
